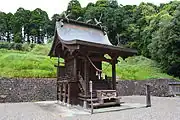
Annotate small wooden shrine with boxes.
[48,18,137,108]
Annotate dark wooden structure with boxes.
[169,82,180,96]
[48,18,137,108]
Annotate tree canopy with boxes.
[0,0,179,78]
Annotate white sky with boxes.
[0,0,173,18]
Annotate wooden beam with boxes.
[78,56,112,63]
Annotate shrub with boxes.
[31,44,50,55]
[47,38,53,44]
[14,43,23,50]
[14,33,22,43]
[8,43,15,50]
[22,43,31,51]
[0,42,9,49]
[30,43,36,49]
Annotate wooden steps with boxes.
[91,101,120,108]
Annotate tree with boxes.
[30,8,50,43]
[46,14,61,41]
[13,8,32,43]
[0,12,6,41]
[4,13,14,42]
[148,10,178,71]
[67,0,84,19]
[95,0,109,7]
[109,0,118,8]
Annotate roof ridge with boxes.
[57,18,103,31]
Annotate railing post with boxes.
[89,81,93,114]
[146,84,151,107]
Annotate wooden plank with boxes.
[92,101,120,107]
[78,56,112,63]
[78,97,99,102]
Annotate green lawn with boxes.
[0,44,175,80]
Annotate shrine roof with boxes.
[56,18,112,45]
[48,18,137,57]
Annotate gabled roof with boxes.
[48,18,137,58]
[56,19,111,45]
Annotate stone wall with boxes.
[0,78,57,103]
[0,77,176,103]
[116,79,175,97]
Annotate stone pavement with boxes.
[0,96,180,120]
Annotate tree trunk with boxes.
[7,32,10,43]
[27,34,30,43]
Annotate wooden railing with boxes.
[57,75,75,104]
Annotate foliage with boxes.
[0,42,9,49]
[0,0,180,78]
[14,43,23,50]
[0,42,34,51]
[0,7,53,44]
[13,32,22,43]
[102,56,174,80]
[22,43,31,51]
[30,44,50,55]
[67,0,84,19]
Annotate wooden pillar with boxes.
[73,58,77,80]
[83,59,89,108]
[63,83,67,103]
[112,60,116,90]
[57,80,59,101]
[67,83,70,104]
[57,57,60,101]
[59,83,62,101]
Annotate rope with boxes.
[86,55,102,72]
[86,55,112,74]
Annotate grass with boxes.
[102,56,175,80]
[0,44,176,80]
[0,44,57,78]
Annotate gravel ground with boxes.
[0,96,180,120]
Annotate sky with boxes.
[0,0,172,18]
